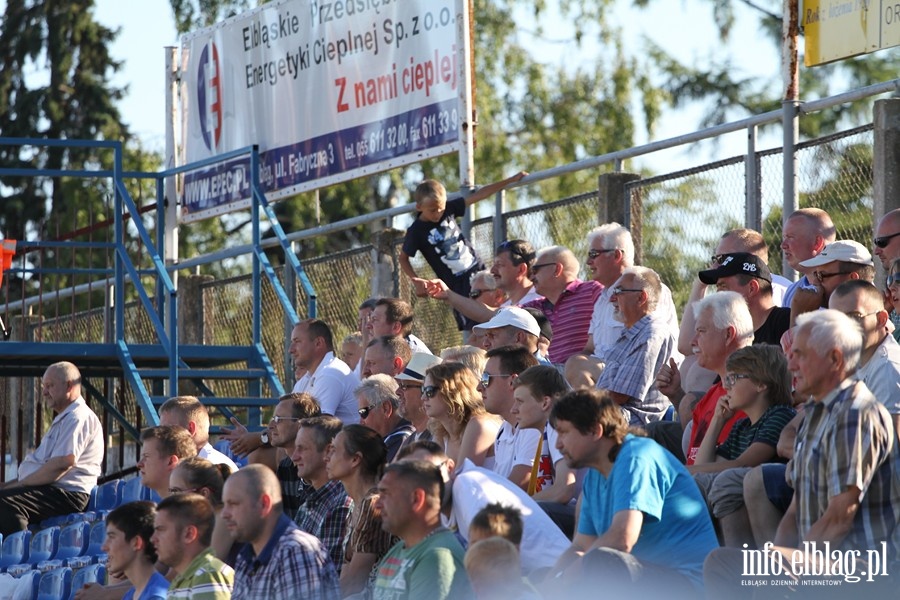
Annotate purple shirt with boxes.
[521,279,602,364]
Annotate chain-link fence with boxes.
[631,124,874,312]
[0,115,881,475]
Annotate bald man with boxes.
[780,208,836,307]
[0,361,102,534]
[874,208,900,270]
[223,464,339,599]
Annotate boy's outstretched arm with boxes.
[464,171,528,206]
[399,250,429,297]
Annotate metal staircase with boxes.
[0,138,315,432]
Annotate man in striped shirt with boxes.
[155,493,233,599]
[519,246,602,366]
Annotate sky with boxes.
[92,0,784,171]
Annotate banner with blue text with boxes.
[180,0,465,223]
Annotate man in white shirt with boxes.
[480,346,541,490]
[566,223,679,389]
[0,361,103,534]
[291,319,360,424]
[159,395,238,472]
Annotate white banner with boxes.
[180,0,465,223]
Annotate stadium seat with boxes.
[94,480,122,511]
[14,569,41,597]
[119,476,149,504]
[663,404,676,422]
[39,520,91,570]
[69,563,106,600]
[0,530,31,570]
[86,486,98,512]
[37,566,72,600]
[85,521,107,562]
[29,526,60,566]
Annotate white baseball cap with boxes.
[472,307,541,337]
[799,240,873,268]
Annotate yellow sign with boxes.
[803,0,899,66]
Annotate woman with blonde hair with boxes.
[423,362,501,468]
[167,456,237,565]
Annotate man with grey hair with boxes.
[680,291,755,464]
[159,395,238,472]
[361,335,411,379]
[705,309,900,594]
[567,222,680,388]
[595,266,678,424]
[520,245,602,365]
[355,374,414,461]
[0,361,103,534]
[469,270,506,309]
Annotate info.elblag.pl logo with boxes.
[197,41,223,153]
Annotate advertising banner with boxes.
[803,0,900,66]
[180,0,465,223]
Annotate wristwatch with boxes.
[260,431,270,446]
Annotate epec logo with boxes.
[197,41,223,152]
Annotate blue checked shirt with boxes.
[596,313,677,424]
[233,513,340,600]
[294,479,353,571]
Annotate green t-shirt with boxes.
[167,547,234,600]
[372,529,471,600]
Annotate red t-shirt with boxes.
[686,381,746,465]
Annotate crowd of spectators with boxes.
[5,180,900,599]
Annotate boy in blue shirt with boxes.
[102,501,169,600]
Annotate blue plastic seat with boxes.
[663,403,676,422]
[93,480,122,511]
[38,521,91,570]
[85,521,107,562]
[69,564,106,600]
[15,569,41,597]
[0,530,31,570]
[119,477,148,504]
[37,566,72,600]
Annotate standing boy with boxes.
[400,173,525,331]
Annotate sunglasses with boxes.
[588,248,617,259]
[496,240,535,265]
[610,286,643,296]
[270,415,302,424]
[398,382,422,392]
[813,270,845,283]
[422,385,439,398]
[531,262,557,274]
[710,254,726,265]
[479,373,514,388]
[874,232,900,248]
[469,289,488,299]
[358,404,378,419]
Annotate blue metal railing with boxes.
[0,137,315,431]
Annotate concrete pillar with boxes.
[598,172,642,262]
[372,228,402,298]
[874,99,900,281]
